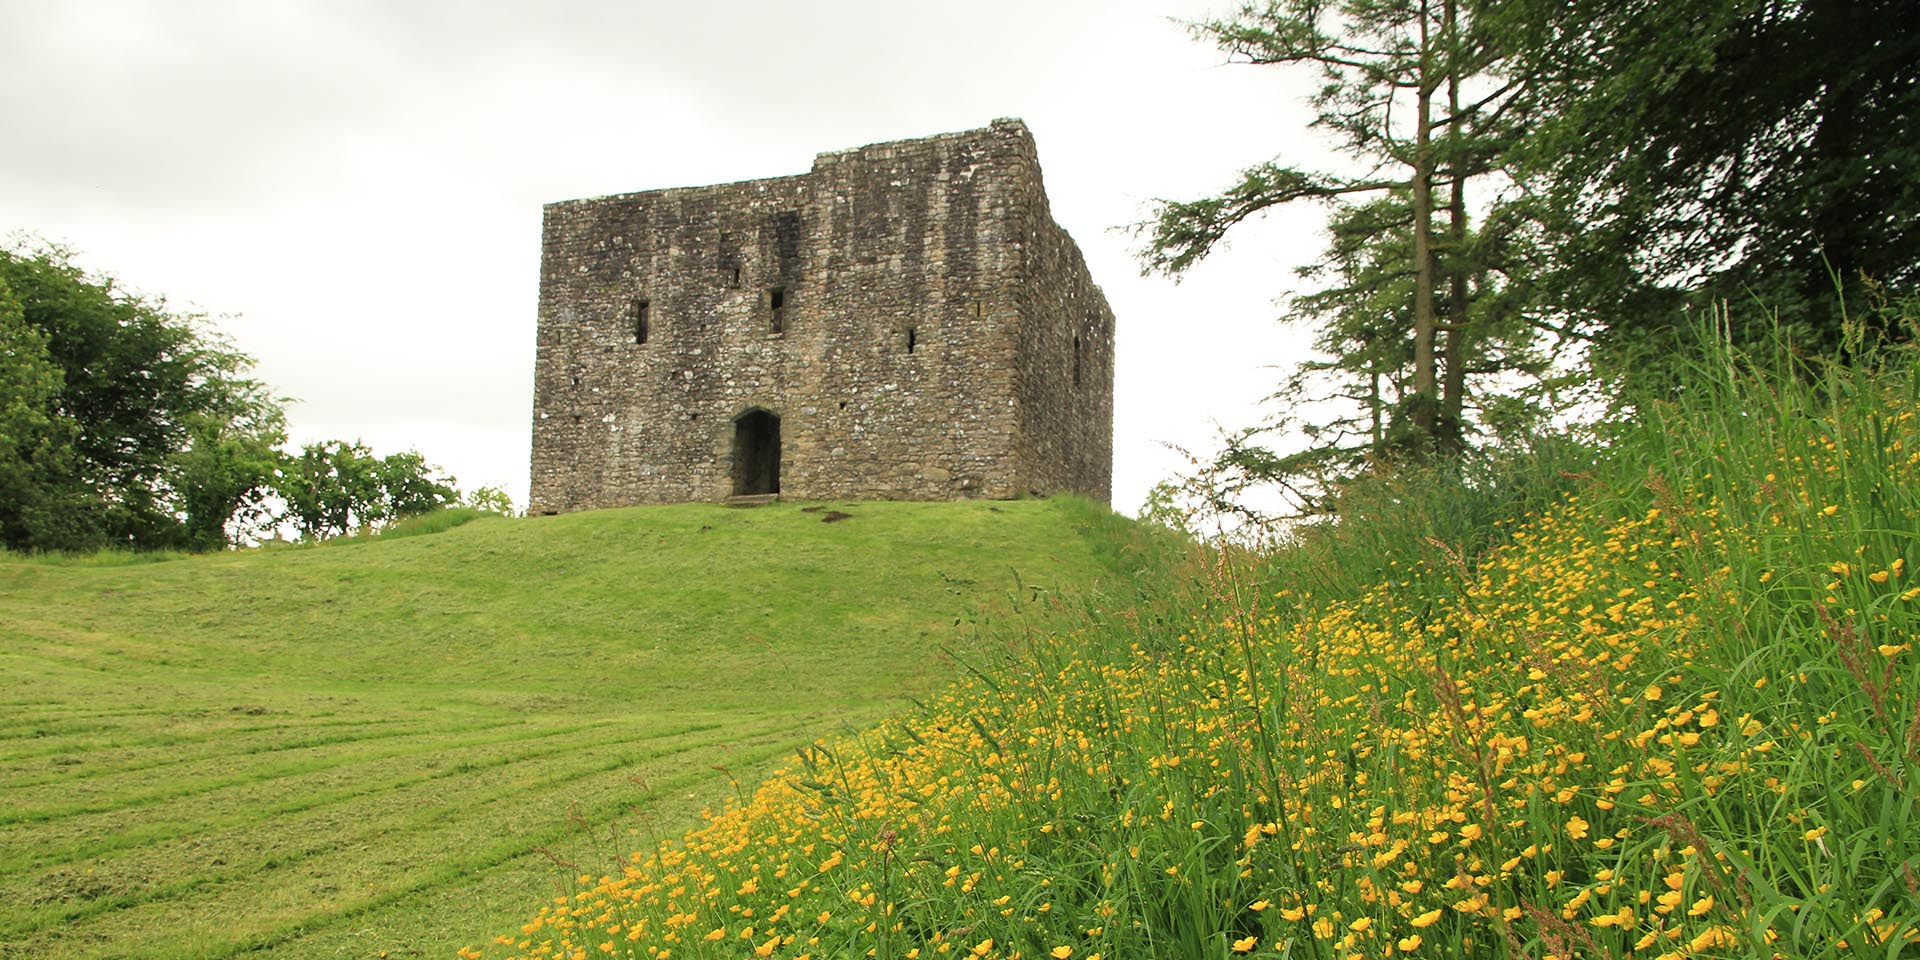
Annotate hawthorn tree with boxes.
[461,485,516,516]
[0,242,288,550]
[1,241,463,551]
[0,271,87,548]
[275,440,457,540]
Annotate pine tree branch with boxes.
[1431,78,1523,128]
[1140,165,1407,275]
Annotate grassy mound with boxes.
[478,336,1920,960]
[0,497,1132,959]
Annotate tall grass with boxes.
[375,505,499,540]
[476,316,1919,960]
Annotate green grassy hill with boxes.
[0,497,1136,959]
[470,335,1920,960]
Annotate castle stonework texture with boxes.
[527,120,1114,513]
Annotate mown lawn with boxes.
[0,497,1130,959]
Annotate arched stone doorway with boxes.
[731,408,781,496]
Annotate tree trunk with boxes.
[1370,366,1384,451]
[1409,0,1439,450]
[1439,0,1470,455]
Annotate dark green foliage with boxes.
[9,248,198,537]
[280,440,373,541]
[375,449,458,522]
[1504,0,1920,363]
[1143,0,1919,527]
[0,273,89,548]
[0,243,287,551]
[0,241,463,551]
[276,440,456,541]
[460,484,516,516]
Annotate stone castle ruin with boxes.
[527,120,1114,513]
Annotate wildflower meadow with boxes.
[474,324,1920,960]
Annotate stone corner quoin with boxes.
[527,118,1115,514]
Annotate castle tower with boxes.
[528,120,1113,513]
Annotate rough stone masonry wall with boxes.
[1006,135,1116,502]
[794,123,1027,502]
[529,174,811,512]
[527,120,1112,513]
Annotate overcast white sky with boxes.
[0,0,1339,516]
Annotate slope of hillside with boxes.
[0,497,1134,959]
[477,338,1920,960]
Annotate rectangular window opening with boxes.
[1073,335,1082,387]
[769,287,786,334]
[906,326,918,354]
[631,299,650,344]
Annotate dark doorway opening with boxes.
[731,409,781,496]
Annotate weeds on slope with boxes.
[472,319,1920,960]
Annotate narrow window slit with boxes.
[906,327,918,354]
[769,287,786,334]
[630,299,650,344]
